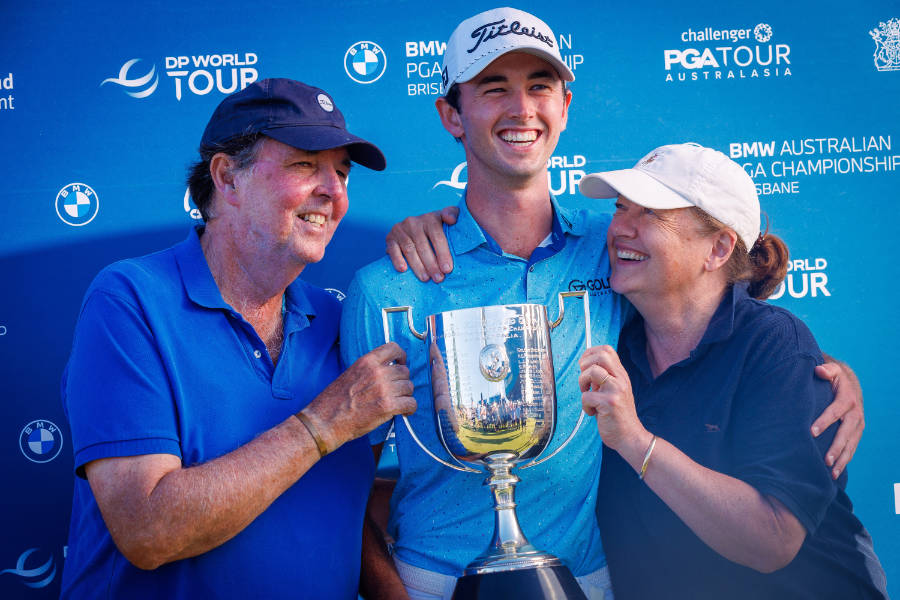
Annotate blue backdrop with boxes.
[1,1,898,596]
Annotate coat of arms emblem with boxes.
[870,18,900,71]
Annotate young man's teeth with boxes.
[618,249,647,261]
[301,214,325,225]
[501,131,537,143]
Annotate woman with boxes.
[577,142,887,598]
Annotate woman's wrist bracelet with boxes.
[639,435,657,481]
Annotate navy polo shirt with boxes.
[61,228,374,599]
[597,283,887,599]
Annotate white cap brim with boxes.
[579,169,694,209]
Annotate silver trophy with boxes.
[382,291,591,599]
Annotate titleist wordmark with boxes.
[468,19,554,54]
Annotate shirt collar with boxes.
[622,282,747,379]
[175,226,316,319]
[447,190,584,256]
[695,282,746,348]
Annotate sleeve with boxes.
[339,271,394,445]
[729,336,836,535]
[63,288,181,477]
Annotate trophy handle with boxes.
[520,291,591,470]
[381,306,480,474]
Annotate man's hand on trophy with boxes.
[300,343,416,454]
[385,206,459,282]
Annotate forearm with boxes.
[621,435,805,572]
[359,513,407,599]
[93,415,321,569]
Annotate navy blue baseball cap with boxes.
[200,78,386,171]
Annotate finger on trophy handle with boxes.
[400,415,479,473]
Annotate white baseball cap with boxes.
[579,143,761,251]
[441,7,574,95]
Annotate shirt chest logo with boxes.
[567,277,612,297]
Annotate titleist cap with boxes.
[441,7,574,95]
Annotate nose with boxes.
[506,88,536,121]
[314,164,345,200]
[610,210,636,238]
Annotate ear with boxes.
[705,229,738,272]
[435,96,465,140]
[559,87,573,132]
[209,153,239,207]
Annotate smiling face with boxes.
[438,51,571,187]
[230,137,351,269]
[607,196,719,304]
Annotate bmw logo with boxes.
[19,420,64,464]
[344,41,387,84]
[55,183,99,226]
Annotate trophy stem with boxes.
[464,453,562,576]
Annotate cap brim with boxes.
[580,169,693,209]
[264,125,386,171]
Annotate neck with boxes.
[464,167,553,259]
[630,280,728,377]
[200,220,297,321]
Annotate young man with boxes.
[341,9,623,598]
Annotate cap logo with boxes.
[317,93,334,112]
[468,18,555,55]
[640,152,660,166]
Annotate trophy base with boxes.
[451,565,587,600]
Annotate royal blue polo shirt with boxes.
[61,227,374,599]
[597,283,887,599]
[340,195,630,577]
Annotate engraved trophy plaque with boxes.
[382,291,591,600]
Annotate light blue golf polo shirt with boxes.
[340,196,629,577]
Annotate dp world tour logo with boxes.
[870,18,900,71]
[344,41,387,84]
[0,548,56,589]
[19,420,63,464]
[55,183,99,226]
[101,58,159,98]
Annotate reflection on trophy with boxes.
[382,292,591,600]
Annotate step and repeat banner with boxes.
[1,0,898,596]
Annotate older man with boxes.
[60,78,415,599]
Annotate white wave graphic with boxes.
[101,58,159,98]
[433,162,468,190]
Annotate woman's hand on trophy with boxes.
[386,206,459,282]
[578,346,647,455]
[301,342,416,454]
